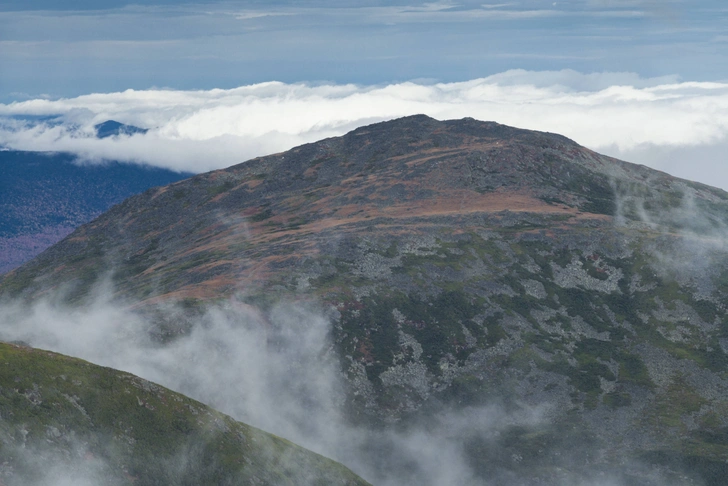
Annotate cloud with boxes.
[1,70,727,189]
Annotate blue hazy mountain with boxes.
[94,119,149,138]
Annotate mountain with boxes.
[0,150,191,274]
[94,120,149,139]
[0,341,369,485]
[4,115,728,484]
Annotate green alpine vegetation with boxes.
[0,342,369,486]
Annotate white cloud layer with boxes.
[1,69,727,189]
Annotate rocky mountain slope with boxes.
[0,341,368,485]
[4,115,728,484]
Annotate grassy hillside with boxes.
[0,342,369,486]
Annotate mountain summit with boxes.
[4,115,728,484]
[94,120,148,138]
[6,114,709,302]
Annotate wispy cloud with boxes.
[232,11,295,21]
[1,70,727,188]
[481,3,517,9]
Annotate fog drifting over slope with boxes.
[0,293,506,485]
[1,69,727,190]
[0,290,676,486]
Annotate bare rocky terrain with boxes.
[4,115,728,484]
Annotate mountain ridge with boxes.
[6,114,717,303]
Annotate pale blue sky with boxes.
[2,1,727,101]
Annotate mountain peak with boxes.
[5,116,721,304]
[94,119,148,139]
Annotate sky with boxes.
[1,0,727,187]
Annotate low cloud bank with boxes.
[1,69,727,189]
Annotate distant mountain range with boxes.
[4,116,728,484]
[0,121,190,273]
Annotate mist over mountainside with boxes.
[4,115,728,484]
[0,146,191,273]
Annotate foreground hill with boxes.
[0,341,368,486]
[4,115,728,484]
[0,149,191,273]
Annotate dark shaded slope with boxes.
[0,150,191,273]
[0,342,369,486]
